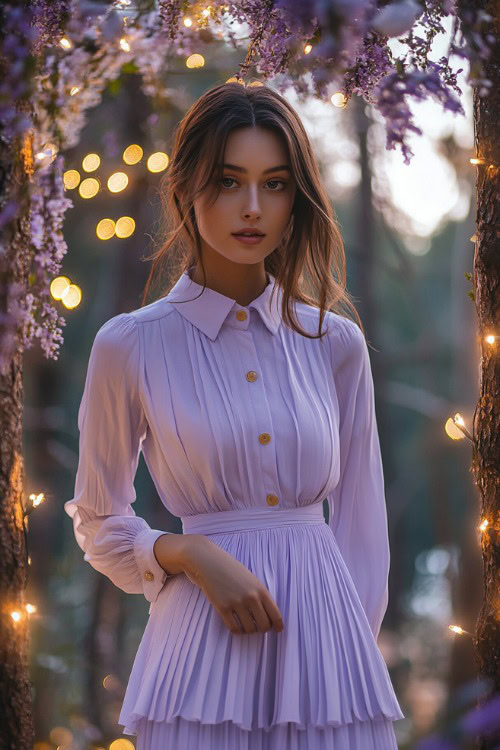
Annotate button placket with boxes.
[237,327,280,507]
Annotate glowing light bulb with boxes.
[59,37,73,50]
[107,172,129,193]
[186,53,205,68]
[183,16,193,26]
[123,144,143,165]
[331,92,347,108]
[147,152,169,173]
[79,177,100,199]
[119,38,131,52]
[82,153,100,172]
[96,218,116,240]
[63,170,80,189]
[304,44,312,54]
[50,276,71,300]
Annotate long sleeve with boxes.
[327,318,390,641]
[64,312,171,606]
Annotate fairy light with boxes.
[61,284,82,310]
[485,334,498,344]
[29,492,45,509]
[147,151,169,173]
[449,624,474,637]
[115,216,136,238]
[35,142,58,166]
[186,53,205,68]
[79,177,100,199]
[478,519,489,533]
[445,412,474,443]
[331,92,347,108]
[107,171,129,193]
[304,44,313,54]
[183,16,193,27]
[50,276,71,300]
[119,37,131,52]
[123,144,143,165]
[470,157,486,165]
[59,36,73,50]
[202,7,211,16]
[82,153,100,172]
[70,86,80,96]
[96,218,116,240]
[63,169,80,189]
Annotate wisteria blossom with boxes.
[0,0,495,369]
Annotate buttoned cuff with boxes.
[133,528,171,604]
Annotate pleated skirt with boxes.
[119,510,405,740]
[134,715,400,749]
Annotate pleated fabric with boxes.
[118,507,403,737]
[64,266,406,744]
[135,714,399,750]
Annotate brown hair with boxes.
[141,81,363,340]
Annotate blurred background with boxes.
[24,14,483,750]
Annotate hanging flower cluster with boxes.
[0,0,495,368]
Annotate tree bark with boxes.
[468,1,500,747]
[0,121,35,750]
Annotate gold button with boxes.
[236,310,247,321]
[266,494,279,506]
[259,432,271,445]
[144,571,154,581]
[246,370,258,382]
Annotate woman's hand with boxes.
[183,535,285,635]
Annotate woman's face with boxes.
[193,126,296,266]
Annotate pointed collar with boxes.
[166,266,282,341]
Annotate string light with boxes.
[82,153,100,172]
[186,53,205,68]
[59,36,73,50]
[50,277,82,308]
[79,177,100,198]
[123,144,143,165]
[107,171,129,192]
[63,169,80,189]
[445,413,473,442]
[478,519,489,533]
[183,16,193,27]
[449,624,474,638]
[96,218,116,240]
[119,37,131,52]
[331,92,348,108]
[70,86,80,96]
[304,44,313,54]
[147,151,169,173]
[485,334,498,344]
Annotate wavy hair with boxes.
[141,81,363,340]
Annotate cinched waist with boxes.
[181,502,325,535]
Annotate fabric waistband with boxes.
[181,502,325,535]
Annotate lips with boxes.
[232,231,266,237]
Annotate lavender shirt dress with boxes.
[64,267,405,749]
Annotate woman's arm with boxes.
[65,313,174,605]
[326,317,390,641]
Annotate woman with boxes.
[65,81,405,749]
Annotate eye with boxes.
[221,177,238,189]
[265,179,287,191]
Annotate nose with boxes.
[242,183,261,220]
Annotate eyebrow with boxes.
[222,163,291,174]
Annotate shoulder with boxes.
[291,301,364,355]
[321,310,367,375]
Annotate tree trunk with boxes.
[0,125,34,749]
[469,1,500,747]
